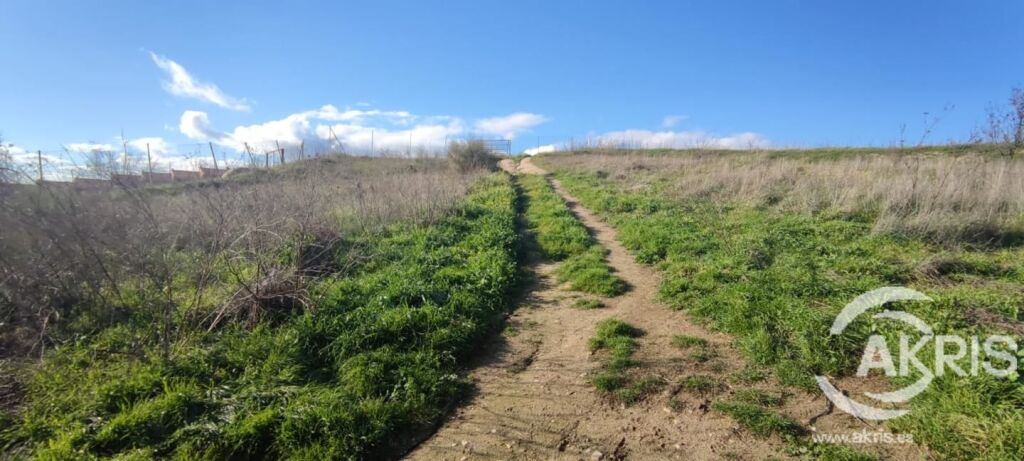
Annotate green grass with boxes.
[729,365,769,384]
[547,164,1024,459]
[686,345,717,363]
[733,389,785,407]
[519,174,592,259]
[670,334,708,349]
[587,318,663,404]
[519,175,626,296]
[615,376,667,404]
[0,173,521,460]
[572,298,604,309]
[555,245,627,296]
[711,400,805,438]
[680,375,722,394]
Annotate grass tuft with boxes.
[588,318,660,404]
[670,334,708,349]
[712,400,805,438]
[572,298,604,309]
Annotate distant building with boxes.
[199,167,228,179]
[142,172,173,183]
[72,177,111,189]
[171,169,200,182]
[110,174,142,187]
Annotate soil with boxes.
[405,158,928,460]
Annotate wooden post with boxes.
[275,141,283,165]
[264,151,269,168]
[121,131,129,174]
[280,148,285,165]
[37,150,43,182]
[328,127,343,154]
[299,141,305,159]
[208,142,219,170]
[244,142,255,166]
[146,143,153,180]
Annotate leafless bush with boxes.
[543,150,1024,246]
[448,140,497,172]
[0,155,477,359]
[972,88,1024,157]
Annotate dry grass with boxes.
[540,150,1024,246]
[0,155,478,359]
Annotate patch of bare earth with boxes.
[405,158,928,460]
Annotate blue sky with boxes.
[1,0,1022,167]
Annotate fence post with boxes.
[37,150,43,182]
[208,142,219,170]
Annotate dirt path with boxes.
[406,158,924,460]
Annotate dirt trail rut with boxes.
[406,158,924,460]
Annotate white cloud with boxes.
[474,112,548,139]
[661,115,688,128]
[316,105,414,123]
[523,144,557,156]
[178,106,541,155]
[65,142,116,153]
[127,137,174,156]
[1,143,27,156]
[131,138,205,171]
[590,129,769,150]
[179,110,226,141]
[150,52,251,111]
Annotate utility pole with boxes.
[208,142,219,170]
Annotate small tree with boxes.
[973,87,1024,157]
[0,141,14,184]
[448,140,497,172]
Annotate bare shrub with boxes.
[448,140,497,172]
[0,155,477,359]
[543,150,1024,246]
[972,88,1024,157]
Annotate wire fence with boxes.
[0,136,525,184]
[0,130,781,185]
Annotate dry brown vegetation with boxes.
[0,155,477,359]
[542,149,1024,246]
[448,139,498,172]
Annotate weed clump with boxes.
[573,298,604,309]
[587,319,663,403]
